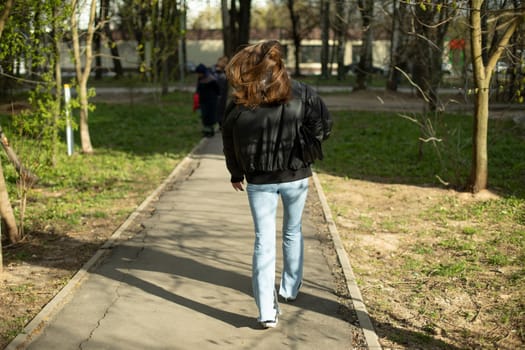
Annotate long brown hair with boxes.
[225,40,292,108]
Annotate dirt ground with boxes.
[1,89,523,349]
[318,174,525,349]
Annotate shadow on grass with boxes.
[371,315,466,350]
[2,229,103,274]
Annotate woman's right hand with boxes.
[232,181,244,191]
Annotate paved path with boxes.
[5,84,521,350]
[7,135,365,350]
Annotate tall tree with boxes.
[71,0,97,153]
[386,0,402,91]
[237,0,251,49]
[401,0,522,192]
[333,0,352,80]
[222,0,251,57]
[285,0,320,77]
[287,0,301,76]
[353,0,375,90]
[221,0,232,56]
[468,0,523,192]
[320,0,330,79]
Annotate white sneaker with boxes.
[260,316,278,329]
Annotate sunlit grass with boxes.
[1,90,201,235]
[316,109,525,349]
[317,110,525,197]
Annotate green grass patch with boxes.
[317,107,524,348]
[427,260,471,277]
[317,111,525,197]
[412,243,434,255]
[461,226,478,235]
[0,316,27,339]
[0,90,201,236]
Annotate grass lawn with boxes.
[315,110,525,349]
[318,111,525,197]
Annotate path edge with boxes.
[5,138,208,350]
[312,172,382,350]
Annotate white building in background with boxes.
[184,29,390,74]
[59,28,391,76]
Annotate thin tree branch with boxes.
[395,66,431,103]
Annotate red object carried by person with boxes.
[193,92,200,111]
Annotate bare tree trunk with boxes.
[0,126,38,183]
[470,1,489,191]
[470,87,490,192]
[238,0,251,47]
[52,3,63,167]
[160,0,168,95]
[161,57,169,95]
[151,1,160,83]
[0,0,14,39]
[320,0,330,79]
[182,0,188,72]
[287,0,302,76]
[226,0,251,55]
[221,0,231,57]
[71,0,96,154]
[229,0,238,54]
[334,0,349,80]
[468,0,520,193]
[0,159,19,244]
[77,83,93,153]
[387,0,400,91]
[354,0,374,91]
[94,15,103,80]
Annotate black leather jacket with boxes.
[222,80,332,184]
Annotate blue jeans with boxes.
[247,178,309,321]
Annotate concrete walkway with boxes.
[7,135,370,350]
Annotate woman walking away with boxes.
[221,40,332,329]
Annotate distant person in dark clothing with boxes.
[195,63,220,137]
[214,56,229,126]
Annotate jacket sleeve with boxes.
[304,85,332,142]
[221,103,245,183]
